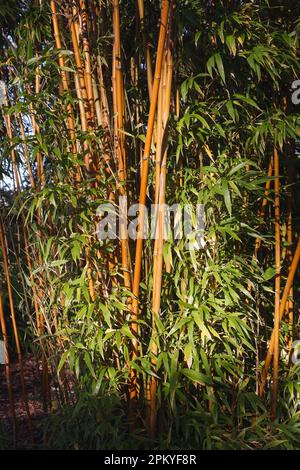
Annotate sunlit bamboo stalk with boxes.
[271,147,280,419]
[112,0,132,292]
[286,152,294,360]
[130,0,170,403]
[79,0,96,121]
[137,0,153,99]
[149,35,173,436]
[68,4,96,173]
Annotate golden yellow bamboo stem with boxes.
[113,1,126,177]
[286,155,293,358]
[69,13,89,112]
[149,17,173,436]
[137,0,153,99]
[68,13,89,121]
[72,2,80,43]
[97,56,111,130]
[80,0,96,121]
[74,72,88,133]
[97,56,113,173]
[130,0,170,403]
[154,58,165,206]
[145,53,165,429]
[153,49,173,310]
[112,0,132,292]
[69,8,98,174]
[271,148,280,418]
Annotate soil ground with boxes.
[0,355,45,449]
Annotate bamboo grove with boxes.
[1,0,300,450]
